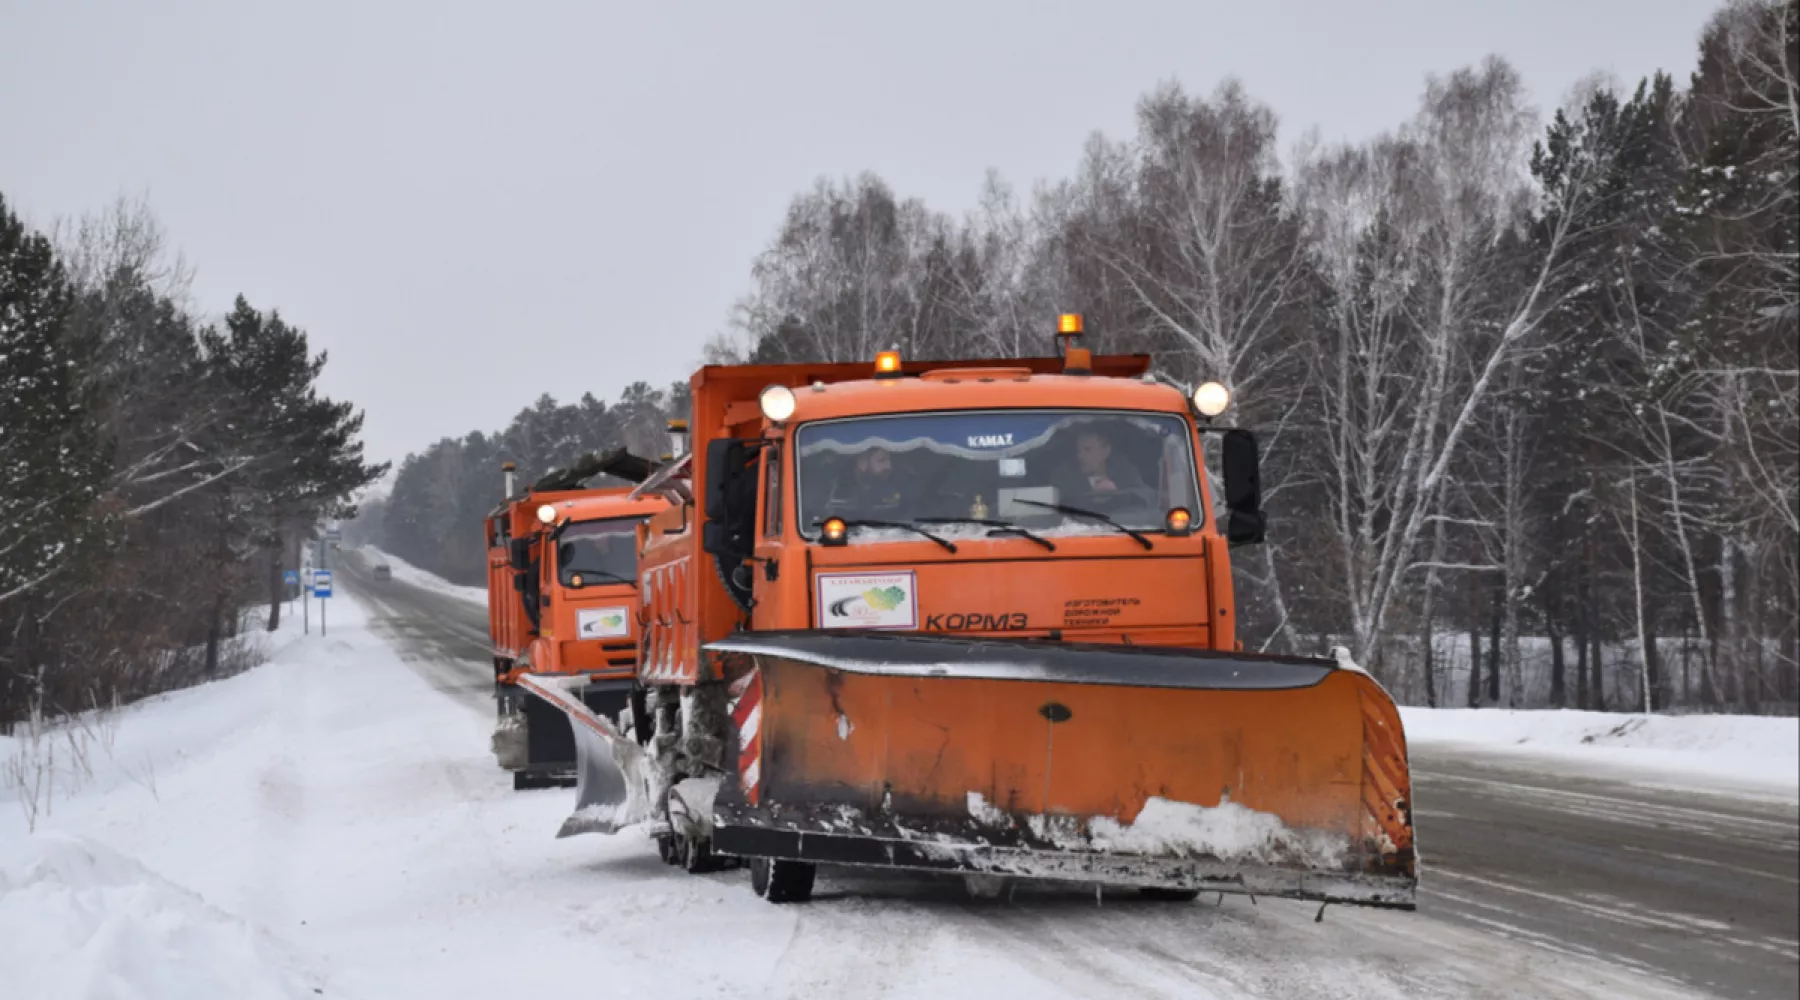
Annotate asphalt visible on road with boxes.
[339,549,1799,999]
[337,551,495,715]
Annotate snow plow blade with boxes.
[515,673,654,838]
[706,632,1417,908]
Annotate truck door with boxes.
[752,439,796,631]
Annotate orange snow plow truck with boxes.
[516,315,1416,907]
[487,452,669,789]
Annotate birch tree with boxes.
[1297,57,1625,672]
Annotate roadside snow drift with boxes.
[1401,706,1799,796]
[0,834,319,1000]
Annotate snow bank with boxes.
[0,834,322,1000]
[1402,707,1799,797]
[357,545,487,605]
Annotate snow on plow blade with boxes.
[706,632,1417,909]
[515,673,654,837]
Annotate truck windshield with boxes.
[555,517,643,586]
[794,409,1200,538]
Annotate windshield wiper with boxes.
[821,518,958,553]
[1010,500,1153,550]
[915,517,1056,552]
[566,569,635,587]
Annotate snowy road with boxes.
[337,551,1800,999]
[9,556,1788,998]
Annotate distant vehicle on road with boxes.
[371,563,392,581]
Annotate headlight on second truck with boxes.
[760,384,797,422]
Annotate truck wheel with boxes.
[750,857,815,903]
[1138,887,1201,902]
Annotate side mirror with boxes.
[702,438,758,560]
[1221,428,1266,546]
[509,537,533,571]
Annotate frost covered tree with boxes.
[1291,58,1617,681]
[0,194,107,606]
[369,382,691,584]
[197,298,385,632]
[374,0,1795,715]
[1,193,382,725]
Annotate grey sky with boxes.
[2,0,1715,468]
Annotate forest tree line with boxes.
[366,0,1796,714]
[0,195,382,727]
[349,383,690,584]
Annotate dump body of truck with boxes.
[486,481,668,789]
[519,320,1417,907]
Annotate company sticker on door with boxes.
[576,606,631,640]
[816,571,917,630]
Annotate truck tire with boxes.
[749,857,815,903]
[712,551,753,614]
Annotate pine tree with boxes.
[0,194,107,605]
[197,296,385,631]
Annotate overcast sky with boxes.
[2,0,1716,470]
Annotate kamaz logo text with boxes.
[966,433,1014,448]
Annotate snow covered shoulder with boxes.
[1401,706,1799,797]
[1,835,323,1000]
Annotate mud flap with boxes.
[705,631,1418,909]
[516,673,656,837]
[491,710,528,771]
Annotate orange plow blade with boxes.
[707,632,1417,908]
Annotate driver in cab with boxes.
[826,446,906,513]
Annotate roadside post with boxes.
[313,569,334,637]
[283,569,299,618]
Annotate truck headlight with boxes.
[1193,381,1230,418]
[760,384,797,422]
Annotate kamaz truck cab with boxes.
[486,452,670,789]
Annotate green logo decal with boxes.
[862,586,907,612]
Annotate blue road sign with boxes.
[312,570,333,598]
[283,569,299,586]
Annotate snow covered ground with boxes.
[353,545,488,605]
[1401,706,1800,800]
[0,593,1736,999]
